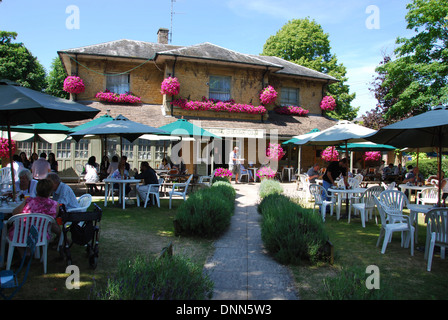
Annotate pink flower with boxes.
[0,137,16,158]
[266,143,285,161]
[256,167,276,179]
[171,98,267,115]
[320,96,336,111]
[63,76,85,94]
[161,77,180,96]
[214,167,232,177]
[259,85,278,105]
[95,90,141,104]
[363,151,381,162]
[275,106,309,116]
[321,146,339,162]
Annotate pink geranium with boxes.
[160,77,180,96]
[95,90,141,104]
[0,137,16,158]
[275,106,309,116]
[171,98,267,115]
[321,146,339,162]
[320,96,336,111]
[256,167,276,179]
[266,143,285,161]
[363,151,381,162]
[259,85,278,105]
[63,76,85,94]
[214,167,232,178]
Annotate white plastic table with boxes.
[104,178,141,209]
[328,187,367,219]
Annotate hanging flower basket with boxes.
[63,76,85,94]
[320,96,336,111]
[321,146,339,162]
[0,137,16,160]
[266,143,285,161]
[256,167,276,180]
[95,90,142,104]
[171,98,267,115]
[259,85,278,105]
[161,77,180,96]
[363,151,381,162]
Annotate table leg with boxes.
[104,183,109,207]
[0,222,6,267]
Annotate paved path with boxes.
[204,183,299,300]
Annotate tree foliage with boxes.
[376,0,448,120]
[262,18,358,120]
[46,57,69,99]
[0,31,46,91]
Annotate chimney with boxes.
[157,28,169,44]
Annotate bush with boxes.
[259,194,329,265]
[405,158,448,178]
[258,179,283,199]
[211,176,231,184]
[174,185,235,238]
[92,254,214,300]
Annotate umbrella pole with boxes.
[7,121,16,199]
[438,132,443,207]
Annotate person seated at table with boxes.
[322,158,349,201]
[134,161,159,202]
[111,161,131,195]
[85,156,100,194]
[239,164,254,182]
[120,155,131,172]
[382,163,396,181]
[46,173,80,212]
[402,165,424,198]
[158,158,171,170]
[107,155,119,177]
[16,168,37,198]
[440,173,448,200]
[394,163,406,177]
[11,179,61,253]
[31,152,51,180]
[307,163,321,184]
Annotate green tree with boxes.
[377,0,448,120]
[262,18,358,120]
[46,57,69,99]
[0,31,46,91]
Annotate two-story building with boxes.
[49,28,339,177]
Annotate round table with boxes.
[328,187,367,219]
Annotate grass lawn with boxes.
[4,191,448,300]
[290,202,448,300]
[4,198,214,300]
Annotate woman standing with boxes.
[48,152,58,173]
[85,156,100,194]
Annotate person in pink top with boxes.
[11,179,61,242]
[31,152,51,180]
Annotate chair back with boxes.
[337,178,346,189]
[419,187,438,204]
[150,178,164,193]
[373,196,388,226]
[0,167,11,185]
[363,186,384,208]
[78,194,93,212]
[354,174,363,184]
[309,184,327,205]
[379,189,409,214]
[299,174,309,187]
[348,177,360,188]
[426,208,448,245]
[7,213,55,247]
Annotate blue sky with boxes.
[0,0,414,117]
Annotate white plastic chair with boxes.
[425,208,448,271]
[6,213,55,274]
[373,197,414,255]
[379,189,410,224]
[417,187,438,205]
[239,165,249,183]
[349,186,384,227]
[309,184,337,221]
[299,174,311,201]
[139,178,164,208]
[169,174,193,209]
[67,194,92,213]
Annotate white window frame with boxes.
[280,87,299,106]
[106,73,130,94]
[209,75,231,101]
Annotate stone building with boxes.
[44,28,339,178]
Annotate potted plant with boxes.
[321,146,339,162]
[161,77,180,96]
[259,85,278,105]
[214,167,233,182]
[266,143,285,161]
[256,167,277,180]
[320,95,336,112]
[63,76,85,94]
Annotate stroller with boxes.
[57,204,102,269]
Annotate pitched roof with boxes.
[59,39,338,82]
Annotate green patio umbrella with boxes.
[336,142,396,151]
[158,119,221,139]
[69,113,114,132]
